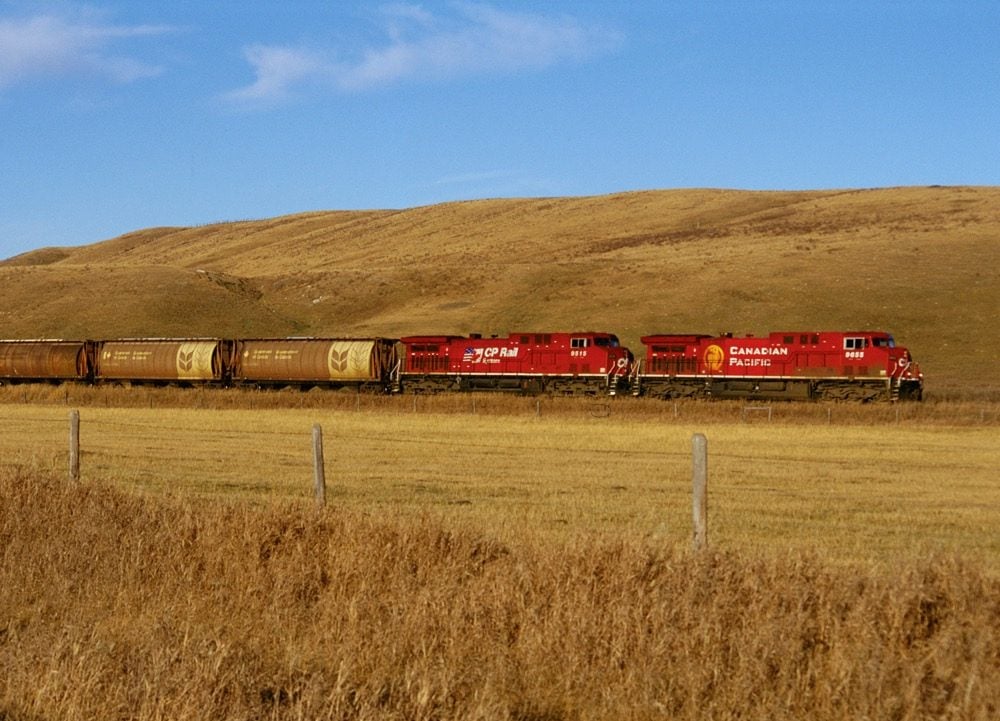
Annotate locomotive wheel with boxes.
[522,378,546,395]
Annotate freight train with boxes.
[0,329,924,402]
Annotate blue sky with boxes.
[1,1,998,259]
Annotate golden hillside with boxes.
[2,186,998,395]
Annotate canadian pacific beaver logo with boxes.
[703,344,725,373]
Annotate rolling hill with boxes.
[2,186,998,396]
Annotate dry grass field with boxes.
[2,186,999,395]
[1,398,999,719]
[1,393,997,564]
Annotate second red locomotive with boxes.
[633,330,923,401]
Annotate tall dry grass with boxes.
[2,468,998,720]
[2,392,998,566]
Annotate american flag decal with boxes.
[462,347,475,363]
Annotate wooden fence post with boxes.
[312,423,326,509]
[69,410,80,482]
[692,433,708,551]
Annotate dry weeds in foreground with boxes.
[2,469,998,720]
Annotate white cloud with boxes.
[0,12,171,88]
[225,2,621,103]
[223,45,331,103]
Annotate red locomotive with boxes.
[634,330,923,401]
[399,332,633,395]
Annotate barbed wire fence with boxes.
[1,408,717,546]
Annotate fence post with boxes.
[312,423,326,509]
[692,433,708,551]
[69,410,80,482]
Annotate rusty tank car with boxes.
[0,340,93,383]
[232,337,399,391]
[94,339,234,384]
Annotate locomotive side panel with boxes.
[400,332,632,395]
[637,330,923,401]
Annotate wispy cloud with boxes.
[224,45,330,103]
[0,11,172,89]
[225,2,622,104]
[433,169,515,186]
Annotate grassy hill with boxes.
[2,186,998,396]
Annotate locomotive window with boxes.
[571,338,589,348]
[844,338,867,350]
[783,335,794,344]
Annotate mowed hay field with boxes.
[1,399,999,719]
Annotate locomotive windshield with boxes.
[872,336,896,348]
[594,336,620,348]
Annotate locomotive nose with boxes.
[901,349,922,379]
[616,347,635,371]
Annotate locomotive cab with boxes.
[842,332,923,400]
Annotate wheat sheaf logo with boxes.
[329,349,349,373]
[349,344,370,372]
[177,350,195,372]
[177,343,211,379]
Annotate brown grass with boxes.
[2,382,999,424]
[2,468,998,720]
[1,392,998,566]
[2,187,998,394]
